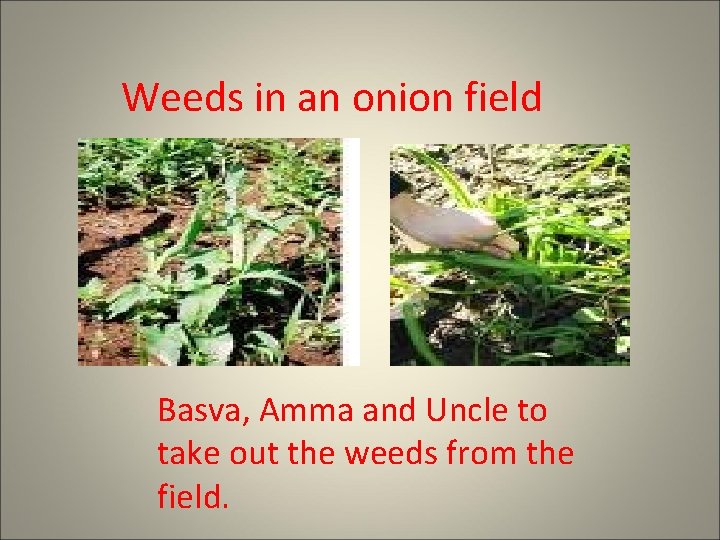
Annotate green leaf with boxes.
[183,249,230,279]
[195,333,234,364]
[247,330,281,351]
[403,148,476,208]
[259,287,284,297]
[518,324,588,338]
[401,302,443,366]
[302,216,322,248]
[225,164,245,193]
[573,307,605,324]
[78,277,105,301]
[150,186,213,274]
[107,283,151,319]
[244,215,301,267]
[141,324,186,366]
[244,330,282,364]
[500,352,553,365]
[225,165,245,268]
[391,251,534,274]
[273,216,300,232]
[609,225,630,241]
[283,295,306,352]
[176,272,214,293]
[552,337,581,356]
[616,335,630,354]
[177,284,227,328]
[239,269,304,289]
[589,215,613,227]
[553,221,628,250]
[538,261,622,275]
[570,144,616,184]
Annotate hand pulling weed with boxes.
[390,144,630,366]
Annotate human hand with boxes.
[390,193,520,259]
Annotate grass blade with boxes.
[401,302,443,366]
[244,215,301,268]
[280,294,306,365]
[403,148,476,208]
[224,163,245,268]
[150,186,213,274]
[239,269,304,289]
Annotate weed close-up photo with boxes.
[78,138,343,366]
[390,144,630,366]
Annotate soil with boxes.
[389,291,500,366]
[78,206,190,366]
[78,141,342,366]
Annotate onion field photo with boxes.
[78,138,342,366]
[390,144,630,366]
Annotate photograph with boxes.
[78,138,343,366]
[390,144,630,366]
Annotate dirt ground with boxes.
[78,148,342,366]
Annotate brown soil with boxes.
[78,145,342,367]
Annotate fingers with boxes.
[452,238,511,259]
[465,209,500,231]
[446,238,488,251]
[492,232,520,254]
[389,198,521,258]
[481,244,513,259]
[452,232,519,259]
[465,210,500,240]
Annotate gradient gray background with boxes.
[1,1,718,538]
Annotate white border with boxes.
[341,138,361,366]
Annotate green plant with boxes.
[77,138,228,208]
[263,140,340,212]
[224,138,294,162]
[243,294,308,365]
[390,144,630,366]
[78,138,343,367]
[78,277,106,308]
[299,139,343,162]
[259,142,341,262]
[88,165,314,365]
[294,250,342,349]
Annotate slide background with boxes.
[2,1,718,538]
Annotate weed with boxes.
[262,140,341,213]
[77,138,226,208]
[390,144,630,366]
[78,139,342,366]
